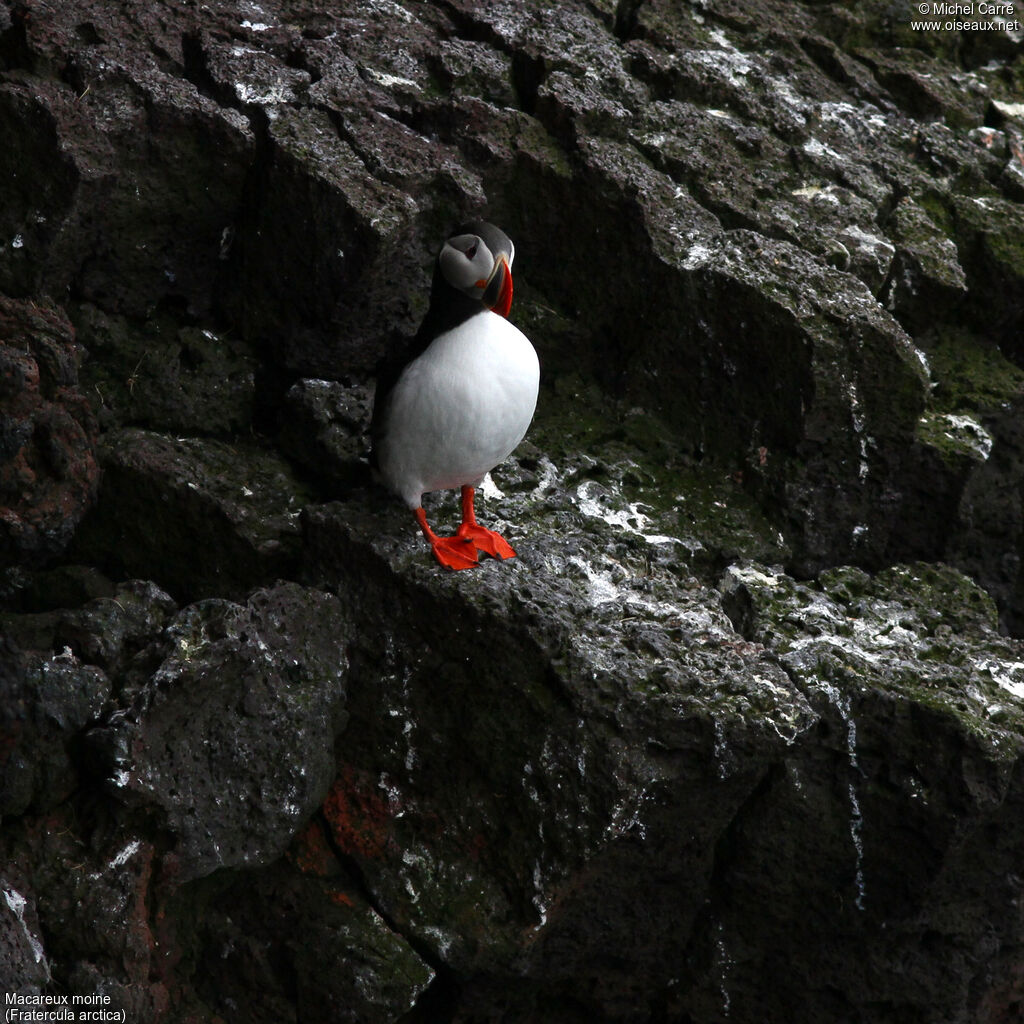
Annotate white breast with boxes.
[376,311,540,507]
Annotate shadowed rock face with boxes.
[0,296,98,562]
[2,0,1024,1020]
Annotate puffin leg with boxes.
[414,507,478,571]
[455,485,517,560]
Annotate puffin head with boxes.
[437,221,515,318]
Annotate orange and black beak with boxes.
[482,253,513,318]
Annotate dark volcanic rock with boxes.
[1,579,352,1018]
[74,303,258,436]
[298,495,1024,1023]
[278,378,373,492]
[0,639,111,816]
[70,428,313,602]
[0,878,49,995]
[0,295,98,564]
[54,578,178,677]
[2,818,165,1021]
[2,0,1024,1021]
[719,561,1024,1021]
[0,3,255,320]
[190,848,435,1023]
[303,494,814,1015]
[91,582,350,881]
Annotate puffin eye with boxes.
[439,234,494,292]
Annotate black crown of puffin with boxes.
[369,221,541,571]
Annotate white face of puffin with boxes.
[437,231,516,315]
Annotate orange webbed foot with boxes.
[414,488,518,571]
[457,485,517,561]
[456,522,516,560]
[415,506,479,571]
[428,534,479,571]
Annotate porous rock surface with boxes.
[2,0,1024,1021]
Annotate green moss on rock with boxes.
[722,560,1024,754]
[926,327,1024,413]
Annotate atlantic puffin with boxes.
[370,221,540,570]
